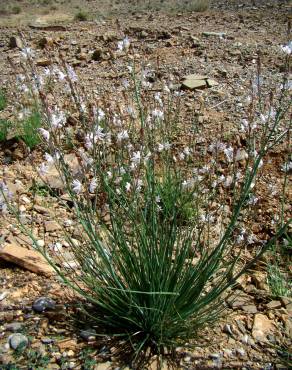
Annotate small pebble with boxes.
[80,328,97,341]
[210,353,220,359]
[237,348,246,357]
[0,292,8,301]
[9,333,29,350]
[41,337,54,344]
[5,322,23,332]
[32,297,56,312]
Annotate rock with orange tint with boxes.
[0,243,55,276]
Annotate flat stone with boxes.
[5,322,23,332]
[202,31,226,38]
[57,339,78,351]
[9,333,28,350]
[95,362,112,370]
[42,153,81,190]
[0,243,55,276]
[242,304,258,314]
[184,74,208,80]
[206,79,219,87]
[44,221,61,232]
[33,297,56,312]
[252,314,274,342]
[266,300,282,310]
[227,291,252,309]
[80,328,97,341]
[36,58,52,67]
[182,78,207,90]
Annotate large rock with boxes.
[181,74,218,90]
[42,153,81,190]
[252,314,274,342]
[0,243,55,276]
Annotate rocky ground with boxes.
[0,0,291,369]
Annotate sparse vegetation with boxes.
[0,89,7,111]
[0,119,10,142]
[3,34,290,368]
[11,5,21,15]
[20,111,42,149]
[74,9,89,21]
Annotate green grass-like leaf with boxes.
[20,111,42,149]
[0,89,7,111]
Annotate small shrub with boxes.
[0,5,8,15]
[74,10,89,21]
[11,5,21,14]
[184,0,210,12]
[0,89,7,111]
[0,119,10,142]
[268,264,292,297]
[2,37,291,368]
[20,111,41,149]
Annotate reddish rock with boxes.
[252,314,274,342]
[0,244,54,276]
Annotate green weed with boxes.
[0,119,10,142]
[0,89,7,111]
[74,10,89,21]
[20,111,42,149]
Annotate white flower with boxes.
[164,85,170,93]
[182,178,194,189]
[152,109,164,119]
[44,68,51,76]
[282,161,292,172]
[44,153,54,163]
[51,111,66,128]
[80,103,87,113]
[67,65,78,82]
[154,92,163,106]
[280,41,292,55]
[107,171,113,179]
[240,119,249,132]
[158,142,171,152]
[125,182,131,192]
[38,163,49,176]
[38,128,50,141]
[97,109,105,122]
[89,178,98,193]
[85,127,105,149]
[126,106,136,118]
[224,146,234,162]
[117,37,130,51]
[178,152,185,161]
[247,195,258,205]
[127,65,133,73]
[117,130,129,142]
[58,70,66,81]
[123,37,130,49]
[50,242,63,253]
[21,47,34,59]
[64,219,73,227]
[122,79,130,89]
[113,116,122,127]
[183,147,191,156]
[199,165,210,174]
[131,151,141,165]
[224,176,233,188]
[136,179,143,192]
[72,179,82,194]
